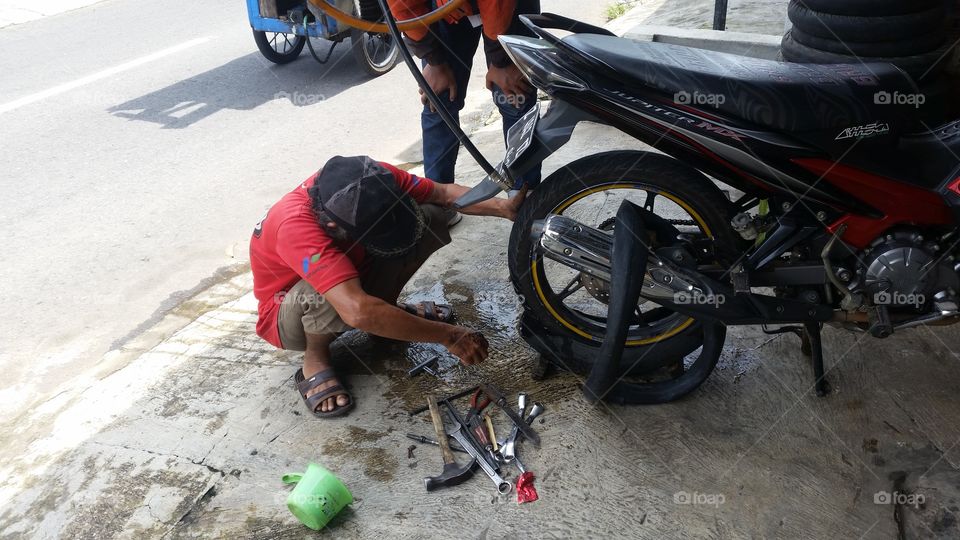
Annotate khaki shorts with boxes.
[277,203,452,351]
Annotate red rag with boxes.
[516,471,539,503]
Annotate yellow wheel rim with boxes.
[531,183,712,346]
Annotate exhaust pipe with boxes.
[534,215,614,282]
[533,214,704,305]
[531,213,835,326]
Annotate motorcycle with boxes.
[382,9,960,404]
[460,13,960,403]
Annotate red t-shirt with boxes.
[250,162,435,348]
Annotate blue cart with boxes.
[246,0,399,76]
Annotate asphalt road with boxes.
[0,1,603,425]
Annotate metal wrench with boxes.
[444,402,512,494]
[497,393,527,454]
[501,402,544,463]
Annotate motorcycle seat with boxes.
[562,35,922,134]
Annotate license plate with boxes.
[503,102,540,168]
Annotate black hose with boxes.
[374,0,502,181]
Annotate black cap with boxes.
[313,156,424,258]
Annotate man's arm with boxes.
[322,278,489,365]
[426,182,526,220]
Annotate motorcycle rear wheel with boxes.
[508,151,738,374]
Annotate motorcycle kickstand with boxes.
[803,322,830,397]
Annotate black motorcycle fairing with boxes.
[562,86,884,216]
[560,35,921,135]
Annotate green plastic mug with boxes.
[282,463,353,530]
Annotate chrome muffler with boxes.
[534,214,614,282]
[533,214,708,304]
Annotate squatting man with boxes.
[250,155,524,417]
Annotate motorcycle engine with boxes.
[856,230,959,309]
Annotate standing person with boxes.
[388,0,541,225]
[250,155,524,418]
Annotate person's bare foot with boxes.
[302,364,350,413]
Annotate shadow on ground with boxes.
[108,46,368,129]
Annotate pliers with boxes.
[463,388,492,447]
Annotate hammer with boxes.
[423,395,476,491]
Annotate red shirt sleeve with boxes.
[380,161,435,203]
[273,214,360,294]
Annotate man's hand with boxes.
[421,63,457,112]
[444,327,489,365]
[427,183,527,220]
[485,64,532,107]
[501,185,528,221]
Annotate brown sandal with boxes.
[294,368,354,418]
[398,301,455,323]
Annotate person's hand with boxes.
[444,327,489,365]
[485,64,532,108]
[421,63,457,112]
[501,185,528,221]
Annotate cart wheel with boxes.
[350,28,399,76]
[253,30,306,64]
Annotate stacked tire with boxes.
[781,0,952,81]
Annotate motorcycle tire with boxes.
[781,31,950,80]
[508,150,738,376]
[794,0,944,17]
[787,1,946,42]
[788,26,946,57]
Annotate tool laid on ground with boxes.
[479,383,541,447]
[484,415,498,452]
[408,385,478,416]
[444,399,512,494]
[407,356,440,378]
[423,395,476,491]
[495,394,544,504]
[497,393,527,459]
[405,433,468,454]
[464,388,496,456]
[500,402,544,466]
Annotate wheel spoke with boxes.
[556,276,584,301]
[644,191,657,211]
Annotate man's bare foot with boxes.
[303,365,350,413]
[295,366,353,417]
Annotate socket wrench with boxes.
[501,402,544,463]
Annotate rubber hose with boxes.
[307,0,467,33]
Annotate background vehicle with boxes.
[246,0,399,75]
